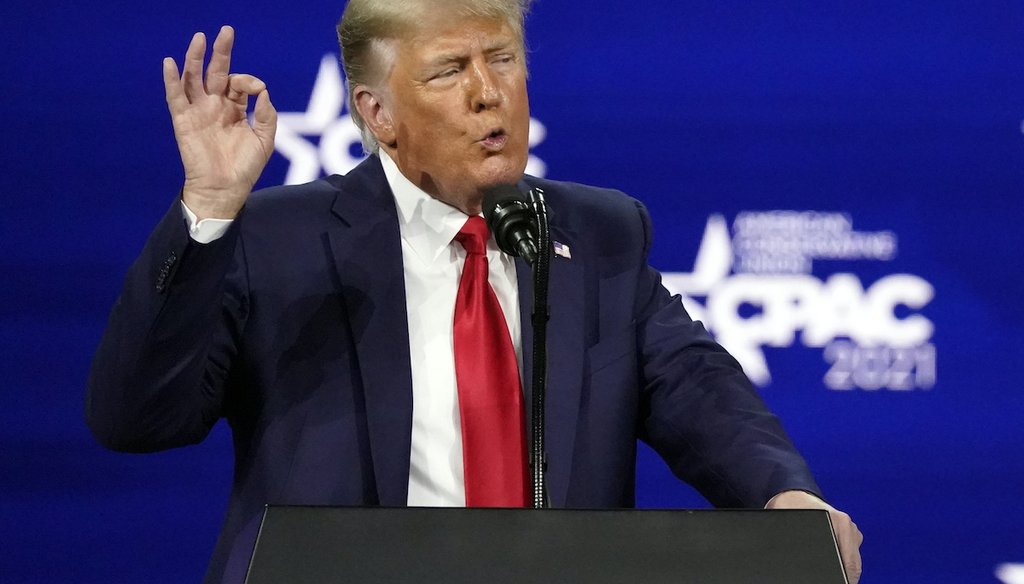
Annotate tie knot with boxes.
[456,216,490,256]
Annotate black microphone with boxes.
[482,184,539,265]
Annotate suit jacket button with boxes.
[156,265,171,292]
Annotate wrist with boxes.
[181,185,248,221]
[765,490,828,510]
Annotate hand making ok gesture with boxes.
[163,25,277,221]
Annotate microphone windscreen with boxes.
[481,184,538,263]
[482,184,527,224]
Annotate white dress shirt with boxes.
[181,151,522,507]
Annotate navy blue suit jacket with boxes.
[86,156,819,584]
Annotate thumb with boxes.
[252,89,278,155]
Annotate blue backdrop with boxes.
[2,1,1023,582]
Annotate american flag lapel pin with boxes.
[553,240,572,259]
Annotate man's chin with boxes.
[476,155,528,188]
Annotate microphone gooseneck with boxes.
[482,183,552,509]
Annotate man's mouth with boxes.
[479,129,508,152]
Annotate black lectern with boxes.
[244,507,847,584]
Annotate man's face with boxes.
[377,17,530,213]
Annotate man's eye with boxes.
[435,68,459,79]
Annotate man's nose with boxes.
[468,61,502,112]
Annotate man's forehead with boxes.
[399,18,521,60]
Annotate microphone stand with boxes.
[527,187,550,509]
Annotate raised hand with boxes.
[163,25,277,221]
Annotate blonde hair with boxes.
[337,0,532,153]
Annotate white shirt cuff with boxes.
[180,201,233,244]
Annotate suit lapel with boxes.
[325,157,412,506]
[516,221,584,508]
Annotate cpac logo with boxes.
[662,212,936,391]
[272,55,548,184]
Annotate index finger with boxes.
[206,25,234,95]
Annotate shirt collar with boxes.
[379,149,470,264]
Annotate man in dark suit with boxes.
[86,1,862,583]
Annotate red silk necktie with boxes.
[453,216,528,507]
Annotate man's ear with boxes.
[353,85,396,148]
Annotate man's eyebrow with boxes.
[420,52,465,68]
[420,39,518,68]
[484,39,517,53]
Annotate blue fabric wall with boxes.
[2,1,1022,581]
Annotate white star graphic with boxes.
[273,54,548,185]
[660,215,773,385]
[997,563,1024,584]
